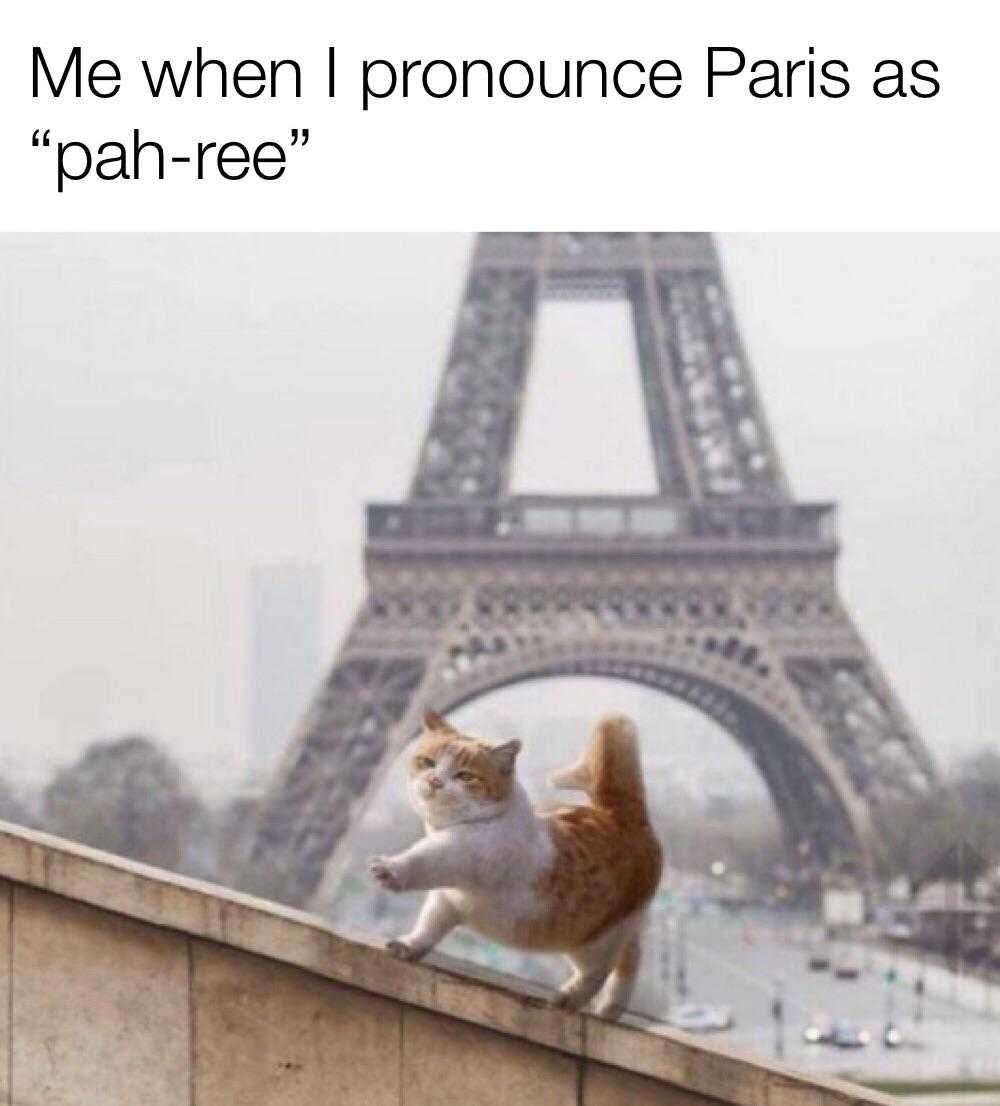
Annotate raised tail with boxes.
[548,713,651,826]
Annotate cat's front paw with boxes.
[387,938,424,962]
[368,855,404,892]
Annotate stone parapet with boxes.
[0,821,892,1105]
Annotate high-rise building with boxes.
[249,563,323,776]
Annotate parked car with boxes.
[807,951,831,971]
[667,1003,734,1033]
[831,1021,871,1048]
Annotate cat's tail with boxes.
[548,713,651,826]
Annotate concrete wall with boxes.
[0,822,892,1106]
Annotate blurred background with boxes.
[2,234,999,1092]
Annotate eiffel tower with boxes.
[248,233,937,907]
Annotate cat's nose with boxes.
[427,775,443,790]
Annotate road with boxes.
[628,907,1000,1082]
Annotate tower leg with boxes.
[245,600,433,905]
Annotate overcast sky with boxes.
[1,234,998,794]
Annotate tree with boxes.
[877,792,959,882]
[42,734,202,871]
[211,791,264,888]
[876,745,1000,885]
[952,749,1000,860]
[0,779,34,829]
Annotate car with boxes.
[885,921,915,943]
[667,1003,734,1033]
[807,951,831,971]
[802,1014,834,1044]
[833,953,862,979]
[830,1020,871,1048]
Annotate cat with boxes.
[367,709,663,1017]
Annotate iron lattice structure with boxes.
[249,233,937,907]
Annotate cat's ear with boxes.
[423,708,454,733]
[489,739,522,776]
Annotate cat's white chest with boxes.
[440,799,555,942]
[445,884,546,944]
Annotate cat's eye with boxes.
[454,770,477,783]
[414,756,436,770]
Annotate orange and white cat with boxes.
[368,709,663,1017]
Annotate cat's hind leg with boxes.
[553,958,614,1010]
[388,890,459,962]
[592,930,641,1019]
[552,923,626,1010]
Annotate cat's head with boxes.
[406,709,521,827]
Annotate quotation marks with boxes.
[30,127,312,192]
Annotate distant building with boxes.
[249,564,323,776]
[913,881,1000,961]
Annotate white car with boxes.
[667,1003,734,1033]
[802,1014,834,1044]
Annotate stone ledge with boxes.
[0,821,893,1106]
